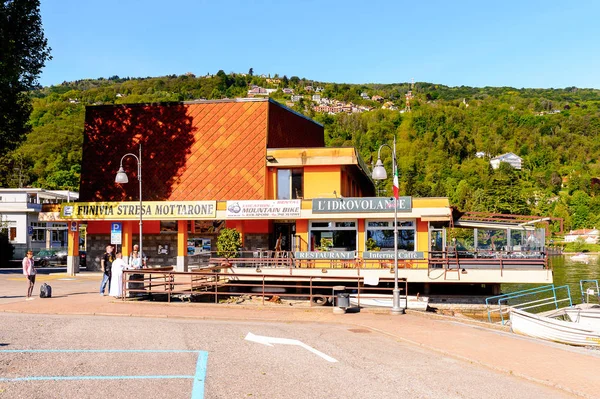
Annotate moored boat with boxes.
[570,253,590,263]
[349,293,429,311]
[564,304,600,329]
[510,307,600,347]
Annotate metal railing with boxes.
[579,279,600,304]
[121,268,405,305]
[485,284,572,325]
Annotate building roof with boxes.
[491,152,521,161]
[79,99,324,202]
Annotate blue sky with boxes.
[39,0,600,89]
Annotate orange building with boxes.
[60,98,550,294]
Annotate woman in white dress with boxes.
[108,252,126,298]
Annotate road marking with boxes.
[245,332,338,363]
[0,375,194,382]
[191,351,208,399]
[0,349,201,353]
[0,348,209,399]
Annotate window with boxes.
[366,220,415,251]
[31,222,46,242]
[309,220,356,251]
[277,169,303,199]
[51,229,67,244]
[1,224,17,242]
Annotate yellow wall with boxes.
[265,167,277,199]
[295,219,309,251]
[303,165,341,199]
[416,219,429,267]
[357,219,365,254]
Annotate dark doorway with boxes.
[273,223,295,252]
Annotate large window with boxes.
[277,169,303,199]
[309,221,356,251]
[31,222,46,242]
[51,228,67,245]
[366,220,415,251]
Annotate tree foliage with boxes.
[9,71,600,233]
[0,0,51,185]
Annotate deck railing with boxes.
[121,268,406,305]
[195,249,548,279]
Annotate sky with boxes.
[38,0,600,89]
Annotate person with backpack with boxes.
[100,245,115,295]
[22,250,36,300]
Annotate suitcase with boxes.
[40,283,52,298]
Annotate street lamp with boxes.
[372,136,405,315]
[115,144,143,262]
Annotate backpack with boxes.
[40,283,52,298]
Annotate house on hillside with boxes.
[291,95,302,102]
[282,88,294,94]
[490,152,522,170]
[360,92,370,100]
[311,94,321,102]
[372,95,384,102]
[248,87,268,97]
[564,229,599,244]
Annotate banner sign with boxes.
[363,251,424,260]
[294,251,356,260]
[60,201,217,220]
[226,200,301,218]
[312,197,412,213]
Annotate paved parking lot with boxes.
[0,269,599,398]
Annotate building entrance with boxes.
[273,222,295,252]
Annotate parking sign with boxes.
[110,222,122,245]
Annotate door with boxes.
[273,223,295,252]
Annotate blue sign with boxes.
[28,226,33,235]
[110,222,122,245]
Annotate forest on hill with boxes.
[5,71,600,235]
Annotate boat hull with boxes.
[349,294,429,311]
[510,308,600,347]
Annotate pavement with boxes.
[1,270,600,399]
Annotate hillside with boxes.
[8,71,600,234]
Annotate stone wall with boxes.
[243,233,270,251]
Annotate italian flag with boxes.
[393,165,399,199]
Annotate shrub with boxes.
[216,228,242,258]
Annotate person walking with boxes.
[108,252,126,298]
[100,245,115,295]
[22,250,36,300]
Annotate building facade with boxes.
[0,188,78,258]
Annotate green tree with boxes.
[0,0,52,186]
[217,228,242,258]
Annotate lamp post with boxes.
[372,136,405,315]
[115,144,143,262]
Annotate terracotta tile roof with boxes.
[79,99,324,202]
[81,101,268,201]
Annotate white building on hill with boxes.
[490,152,522,170]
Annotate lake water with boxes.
[501,254,600,304]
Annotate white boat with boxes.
[509,307,600,347]
[564,304,600,329]
[570,253,590,263]
[349,294,429,311]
